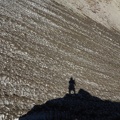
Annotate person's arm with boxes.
[74,80,76,85]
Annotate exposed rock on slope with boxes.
[19,89,120,120]
[0,0,120,119]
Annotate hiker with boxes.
[69,77,76,94]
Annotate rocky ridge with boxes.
[19,89,120,120]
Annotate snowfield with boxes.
[55,0,120,31]
[0,0,120,119]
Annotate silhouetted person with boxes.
[69,77,76,94]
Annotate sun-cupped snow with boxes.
[0,0,120,119]
[54,0,120,31]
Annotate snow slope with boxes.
[0,0,120,119]
[54,0,120,31]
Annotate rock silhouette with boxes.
[19,89,120,120]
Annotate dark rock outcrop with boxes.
[19,89,120,120]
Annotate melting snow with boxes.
[55,0,120,31]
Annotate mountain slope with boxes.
[0,0,120,119]
[55,0,120,31]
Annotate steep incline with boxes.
[0,0,120,119]
[55,0,120,31]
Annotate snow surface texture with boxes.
[0,0,120,119]
[55,0,120,31]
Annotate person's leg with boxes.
[69,89,71,94]
[73,88,76,94]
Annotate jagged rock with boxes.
[19,89,120,120]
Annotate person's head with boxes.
[70,77,73,80]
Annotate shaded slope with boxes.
[19,89,120,120]
[0,0,120,119]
